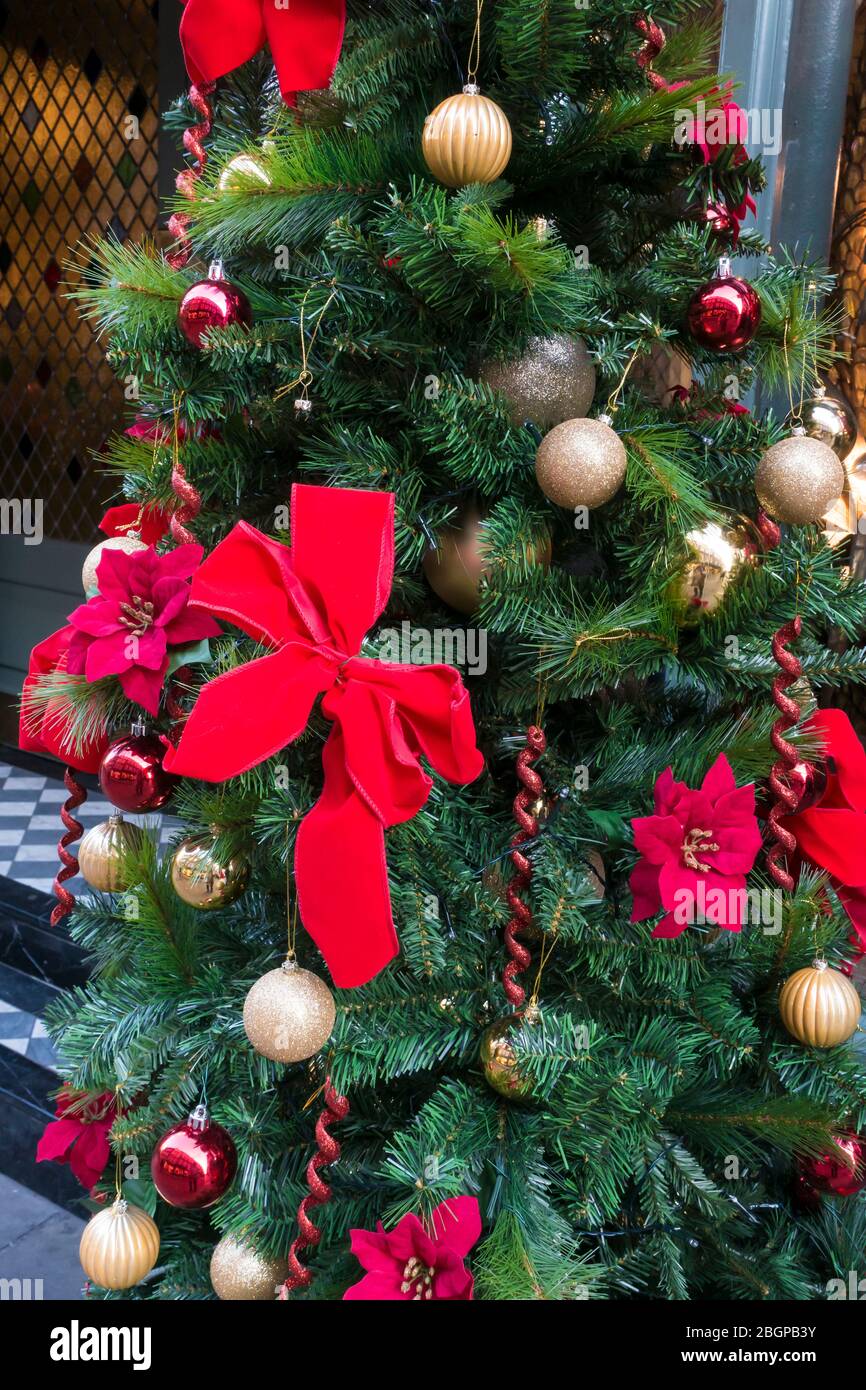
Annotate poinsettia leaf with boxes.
[167,638,211,673]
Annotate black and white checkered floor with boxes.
[0,757,180,1073]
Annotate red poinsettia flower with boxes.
[781,708,866,951]
[343,1196,481,1301]
[36,1089,116,1190]
[65,543,221,716]
[99,501,172,547]
[630,754,763,938]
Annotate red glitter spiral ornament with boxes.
[503,725,547,1008]
[766,617,803,892]
[50,767,87,926]
[167,82,216,270]
[633,12,669,91]
[279,1078,350,1297]
[169,458,201,546]
[756,507,781,551]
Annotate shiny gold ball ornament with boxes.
[217,149,272,193]
[479,1013,536,1101]
[671,522,748,624]
[787,389,857,461]
[170,828,250,910]
[243,957,336,1063]
[81,532,147,594]
[78,814,147,892]
[210,1234,284,1301]
[755,427,846,525]
[79,1199,160,1291]
[421,84,512,187]
[422,508,550,614]
[535,413,627,510]
[778,959,861,1048]
[480,334,596,430]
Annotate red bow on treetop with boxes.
[163,484,484,987]
[179,0,346,105]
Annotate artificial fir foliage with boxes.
[29,1,866,1300]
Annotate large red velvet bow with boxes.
[164,485,484,987]
[20,627,110,773]
[179,0,346,105]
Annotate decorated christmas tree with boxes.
[22,1,866,1301]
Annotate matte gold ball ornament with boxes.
[479,334,596,430]
[81,532,147,594]
[210,1234,285,1300]
[479,1010,537,1101]
[170,827,250,910]
[79,1198,160,1291]
[786,388,857,462]
[778,959,861,1048]
[78,814,147,892]
[535,413,627,510]
[755,427,845,525]
[421,84,512,187]
[422,507,550,614]
[670,522,749,624]
[243,957,336,1063]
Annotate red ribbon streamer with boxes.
[503,726,547,1008]
[766,618,803,892]
[279,1078,349,1296]
[50,768,87,926]
[167,82,215,271]
[633,11,668,91]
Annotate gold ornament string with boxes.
[466,0,485,85]
[274,285,340,405]
[783,280,819,428]
[286,824,298,962]
[605,344,642,417]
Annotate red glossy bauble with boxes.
[178,270,253,349]
[98,727,178,812]
[703,201,737,243]
[151,1105,237,1209]
[798,1134,866,1198]
[788,758,828,813]
[687,269,761,352]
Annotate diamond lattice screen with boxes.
[0,0,158,542]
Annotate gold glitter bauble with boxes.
[786,392,857,461]
[82,534,147,593]
[217,151,272,193]
[576,848,606,901]
[479,1014,535,1101]
[421,85,512,187]
[422,508,550,614]
[243,959,336,1063]
[480,334,596,430]
[79,1199,160,1291]
[755,432,845,525]
[210,1235,284,1300]
[535,416,627,510]
[671,522,748,624]
[778,959,861,1048]
[170,828,250,910]
[78,814,146,892]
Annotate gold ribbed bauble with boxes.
[217,150,272,193]
[170,828,250,910]
[778,959,861,1048]
[422,508,550,614]
[421,84,512,187]
[78,814,146,892]
[671,522,748,624]
[479,1012,536,1101]
[210,1234,284,1301]
[754,430,845,525]
[480,334,596,430]
[79,1199,160,1291]
[243,958,336,1063]
[81,533,147,593]
[535,414,627,510]
[786,390,857,462]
